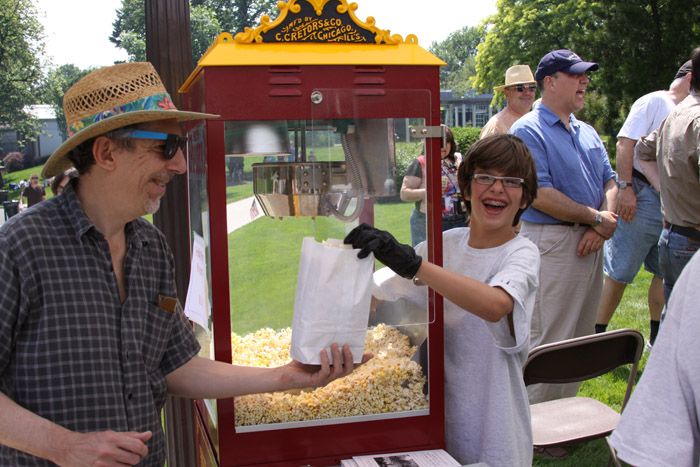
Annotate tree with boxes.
[110,0,144,59]
[429,25,485,95]
[42,64,93,140]
[111,0,276,64]
[193,0,277,35]
[190,5,222,60]
[474,0,700,137]
[0,0,46,148]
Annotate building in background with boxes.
[0,105,63,163]
[441,90,500,128]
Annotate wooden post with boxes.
[145,1,198,465]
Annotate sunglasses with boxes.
[510,84,537,93]
[122,130,187,160]
[472,173,525,189]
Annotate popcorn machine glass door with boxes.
[223,88,443,465]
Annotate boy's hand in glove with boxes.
[344,223,422,279]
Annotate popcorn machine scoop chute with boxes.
[179,1,447,465]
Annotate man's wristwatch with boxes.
[592,210,603,227]
[617,180,631,190]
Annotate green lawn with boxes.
[227,201,413,333]
[227,204,653,466]
[4,165,54,199]
[534,269,652,466]
[226,182,253,203]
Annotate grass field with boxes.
[4,165,55,199]
[227,202,653,466]
[533,269,652,466]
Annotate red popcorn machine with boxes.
[179,1,449,465]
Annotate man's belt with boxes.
[632,168,650,186]
[664,221,700,242]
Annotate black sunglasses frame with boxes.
[511,84,537,93]
[120,129,188,160]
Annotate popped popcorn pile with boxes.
[231,323,429,426]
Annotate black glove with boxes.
[344,223,422,279]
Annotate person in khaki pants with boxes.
[510,49,618,405]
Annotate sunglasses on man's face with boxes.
[123,130,187,160]
[510,84,537,93]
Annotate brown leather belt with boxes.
[664,221,700,241]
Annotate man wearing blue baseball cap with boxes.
[511,49,618,405]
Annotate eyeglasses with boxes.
[122,130,187,160]
[510,84,537,93]
[472,173,525,189]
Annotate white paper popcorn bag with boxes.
[291,237,374,364]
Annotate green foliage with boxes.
[429,25,485,94]
[394,141,423,184]
[475,0,700,136]
[111,0,277,64]
[110,0,144,52]
[190,4,222,62]
[3,152,25,172]
[193,0,278,35]
[0,0,46,147]
[451,126,481,155]
[41,65,93,139]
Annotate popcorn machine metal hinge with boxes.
[408,124,447,147]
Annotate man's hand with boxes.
[281,344,372,390]
[592,210,618,239]
[56,430,152,466]
[344,223,422,279]
[616,188,637,222]
[577,228,604,256]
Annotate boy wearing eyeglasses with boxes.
[480,65,537,138]
[345,134,540,466]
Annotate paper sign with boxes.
[184,233,210,333]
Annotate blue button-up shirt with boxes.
[511,104,616,224]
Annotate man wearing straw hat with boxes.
[0,62,361,466]
[480,65,537,138]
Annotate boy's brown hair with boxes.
[457,134,538,226]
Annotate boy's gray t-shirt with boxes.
[373,228,540,466]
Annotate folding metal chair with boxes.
[523,328,644,462]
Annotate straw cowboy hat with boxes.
[493,65,536,92]
[42,62,219,178]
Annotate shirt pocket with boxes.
[141,303,175,372]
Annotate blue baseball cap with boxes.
[535,49,599,81]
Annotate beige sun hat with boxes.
[493,64,536,92]
[42,62,219,178]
